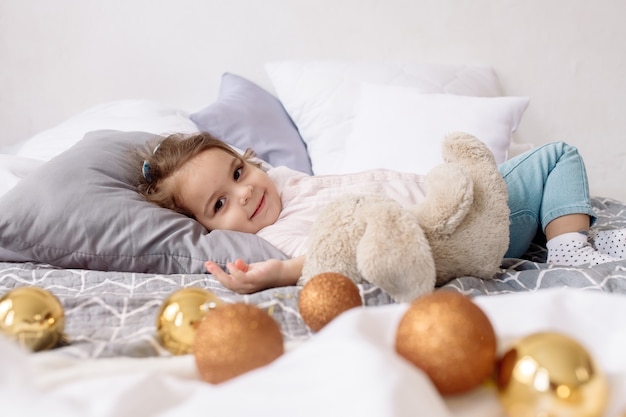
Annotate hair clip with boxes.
[141,142,161,183]
[142,160,152,182]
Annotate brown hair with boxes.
[135,132,260,216]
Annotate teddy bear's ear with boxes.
[415,163,473,236]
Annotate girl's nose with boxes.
[239,184,253,205]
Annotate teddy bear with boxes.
[298,132,510,303]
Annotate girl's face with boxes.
[162,148,281,233]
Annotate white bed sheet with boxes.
[2,288,626,417]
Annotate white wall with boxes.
[1,0,625,200]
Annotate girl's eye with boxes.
[234,166,243,181]
[214,198,225,213]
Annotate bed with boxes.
[2,59,626,416]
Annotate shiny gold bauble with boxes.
[0,286,65,351]
[395,291,497,395]
[496,332,608,417]
[156,287,223,355]
[193,302,284,384]
[298,272,363,332]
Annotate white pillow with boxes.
[0,154,44,198]
[339,84,530,175]
[15,100,199,161]
[265,60,503,174]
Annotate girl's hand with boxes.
[205,256,303,294]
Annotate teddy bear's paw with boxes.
[355,208,437,303]
[299,194,372,287]
[442,132,498,166]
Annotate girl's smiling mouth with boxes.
[251,194,265,219]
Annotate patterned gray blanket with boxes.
[1,197,625,358]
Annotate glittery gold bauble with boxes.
[156,287,223,355]
[0,286,65,351]
[496,332,608,417]
[395,291,496,395]
[298,273,362,332]
[193,302,284,384]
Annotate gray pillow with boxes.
[0,130,288,273]
[190,73,313,174]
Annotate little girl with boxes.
[137,132,625,294]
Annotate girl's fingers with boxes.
[204,261,218,274]
[234,258,250,272]
[205,260,255,293]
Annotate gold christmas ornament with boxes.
[0,286,65,351]
[156,287,223,355]
[496,332,608,417]
[298,272,362,332]
[193,302,284,384]
[395,291,497,395]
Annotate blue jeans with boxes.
[499,142,596,258]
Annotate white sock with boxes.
[546,231,619,266]
[589,228,626,259]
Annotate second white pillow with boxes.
[339,84,530,175]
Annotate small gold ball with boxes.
[496,332,608,417]
[193,303,284,384]
[156,287,223,355]
[298,273,362,332]
[0,286,65,351]
[395,291,497,395]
